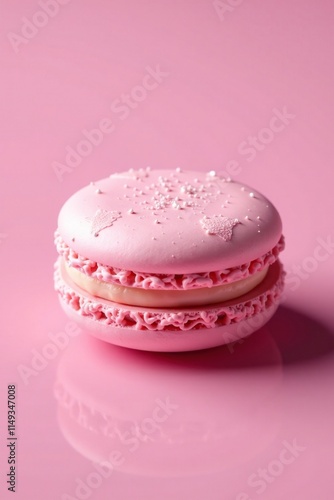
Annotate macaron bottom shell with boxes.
[55,259,284,352]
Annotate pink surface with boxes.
[1,0,334,499]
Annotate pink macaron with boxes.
[54,168,285,351]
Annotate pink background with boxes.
[1,0,334,499]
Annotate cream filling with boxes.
[64,260,269,308]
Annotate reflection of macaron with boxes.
[54,168,285,351]
[55,331,282,477]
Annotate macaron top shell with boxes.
[57,169,282,274]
